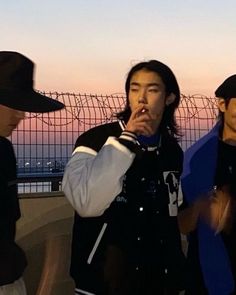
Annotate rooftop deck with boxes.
[14,93,216,294]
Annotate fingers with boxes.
[130,104,150,120]
[197,191,232,233]
[126,105,155,136]
[131,122,154,136]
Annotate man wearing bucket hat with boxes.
[180,75,236,294]
[0,51,64,295]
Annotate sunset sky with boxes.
[2,0,236,96]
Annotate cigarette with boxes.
[136,108,148,118]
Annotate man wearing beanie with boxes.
[180,75,236,294]
[0,51,64,295]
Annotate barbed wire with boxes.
[12,92,219,191]
[27,92,218,127]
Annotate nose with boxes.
[138,97,145,104]
[138,96,147,104]
[138,88,148,104]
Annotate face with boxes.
[219,98,236,142]
[128,69,175,132]
[0,104,25,137]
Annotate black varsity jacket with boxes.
[63,121,186,294]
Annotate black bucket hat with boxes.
[215,74,236,99]
[0,51,64,112]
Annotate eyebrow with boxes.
[130,82,161,87]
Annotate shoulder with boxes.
[181,123,220,183]
[74,121,122,151]
[184,123,220,161]
[162,134,183,157]
[0,136,13,147]
[160,134,183,171]
[0,136,14,155]
[0,137,16,177]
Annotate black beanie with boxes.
[215,74,236,99]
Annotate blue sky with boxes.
[1,0,236,95]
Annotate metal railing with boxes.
[11,92,218,195]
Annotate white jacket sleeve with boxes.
[62,136,135,217]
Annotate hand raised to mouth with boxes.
[125,105,156,137]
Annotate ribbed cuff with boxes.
[118,131,140,154]
[119,130,137,144]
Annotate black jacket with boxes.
[64,122,186,294]
[0,137,27,286]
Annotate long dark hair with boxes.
[117,60,181,137]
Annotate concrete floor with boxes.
[16,194,188,295]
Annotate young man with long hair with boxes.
[63,60,186,295]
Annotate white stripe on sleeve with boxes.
[62,136,135,217]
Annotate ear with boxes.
[218,98,226,113]
[165,93,176,106]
